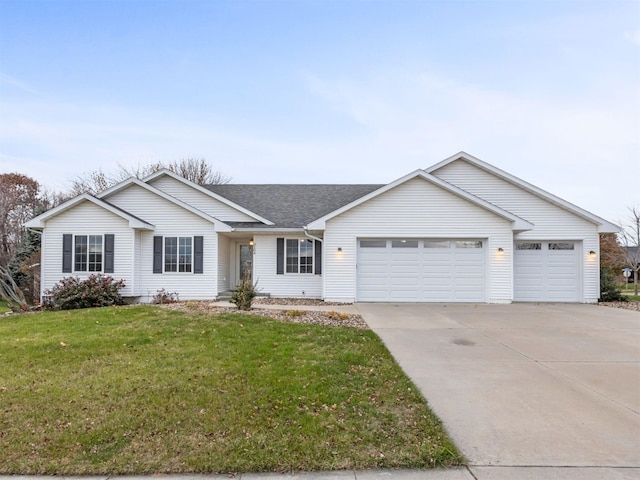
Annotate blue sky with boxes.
[0,0,638,223]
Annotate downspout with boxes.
[303,228,323,243]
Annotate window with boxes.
[74,235,87,271]
[360,240,386,248]
[516,242,542,250]
[423,240,450,248]
[549,242,574,251]
[88,235,103,271]
[74,235,103,272]
[392,240,418,248]
[165,237,192,272]
[456,240,483,248]
[285,238,314,274]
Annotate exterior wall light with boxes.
[337,247,343,252]
[589,250,596,256]
[497,247,504,253]
[249,239,254,246]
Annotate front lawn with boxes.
[0,306,462,474]
[0,300,9,313]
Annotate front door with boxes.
[239,244,253,281]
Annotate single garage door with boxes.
[357,239,486,302]
[514,241,580,302]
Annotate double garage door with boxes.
[357,238,486,302]
[357,238,581,303]
[514,241,580,302]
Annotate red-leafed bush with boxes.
[45,274,126,310]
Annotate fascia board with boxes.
[306,169,533,231]
[427,152,617,230]
[231,228,305,234]
[142,169,275,225]
[23,194,155,230]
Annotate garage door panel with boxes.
[515,241,579,302]
[358,238,486,302]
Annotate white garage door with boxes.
[514,241,580,302]
[357,239,486,302]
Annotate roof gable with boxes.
[98,178,233,231]
[143,169,274,225]
[427,151,619,233]
[24,194,155,230]
[306,170,533,231]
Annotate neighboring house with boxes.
[25,152,619,304]
[623,246,639,283]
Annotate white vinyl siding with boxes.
[217,234,231,293]
[253,235,322,298]
[357,239,486,302]
[148,176,257,222]
[40,201,134,297]
[433,159,601,302]
[107,184,217,301]
[323,177,513,303]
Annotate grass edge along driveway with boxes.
[0,306,462,474]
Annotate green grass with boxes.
[0,306,462,474]
[0,300,10,313]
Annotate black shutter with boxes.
[104,234,114,273]
[62,234,72,273]
[153,236,163,274]
[276,238,284,275]
[314,240,322,275]
[194,236,203,274]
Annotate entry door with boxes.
[239,244,253,281]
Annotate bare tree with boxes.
[165,158,230,185]
[0,173,41,266]
[619,206,640,295]
[68,158,230,196]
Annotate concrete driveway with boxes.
[356,303,640,471]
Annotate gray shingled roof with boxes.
[205,184,384,228]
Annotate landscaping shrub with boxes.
[45,274,126,310]
[152,288,179,304]
[325,310,350,321]
[230,274,258,310]
[599,267,627,302]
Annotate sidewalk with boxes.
[214,300,359,314]
[3,466,639,479]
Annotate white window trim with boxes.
[285,238,314,274]
[164,236,193,274]
[74,234,104,273]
